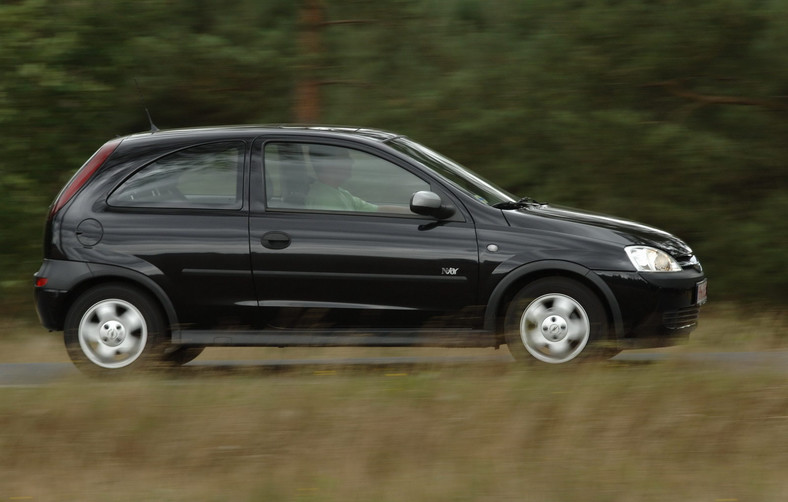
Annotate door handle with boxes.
[261,231,291,250]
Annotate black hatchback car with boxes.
[34,125,707,373]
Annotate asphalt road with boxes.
[1,350,786,386]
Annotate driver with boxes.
[305,145,378,212]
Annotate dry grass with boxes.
[687,302,786,350]
[0,304,786,501]
[1,365,787,501]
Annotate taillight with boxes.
[35,277,48,288]
[49,137,123,219]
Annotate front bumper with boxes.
[596,268,707,346]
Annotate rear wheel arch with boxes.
[64,277,207,373]
[62,267,179,335]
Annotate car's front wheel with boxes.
[64,284,166,374]
[505,277,608,364]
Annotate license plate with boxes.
[696,279,708,305]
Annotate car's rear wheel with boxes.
[64,284,166,374]
[505,277,608,364]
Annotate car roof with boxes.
[119,124,401,146]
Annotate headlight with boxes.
[625,246,682,272]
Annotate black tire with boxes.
[504,277,609,364]
[64,283,167,375]
[162,346,205,366]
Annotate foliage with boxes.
[1,0,786,312]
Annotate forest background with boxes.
[1,0,786,318]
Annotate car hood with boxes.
[503,204,694,258]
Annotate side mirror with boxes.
[409,191,456,220]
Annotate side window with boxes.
[109,142,244,209]
[263,142,430,214]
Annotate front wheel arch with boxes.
[484,261,623,343]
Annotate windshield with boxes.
[387,137,515,206]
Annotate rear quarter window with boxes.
[108,142,244,209]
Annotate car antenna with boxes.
[134,78,159,133]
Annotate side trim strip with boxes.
[253,270,468,282]
[172,329,496,348]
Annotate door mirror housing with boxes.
[409,191,456,220]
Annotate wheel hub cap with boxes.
[100,321,126,346]
[541,315,568,342]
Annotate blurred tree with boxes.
[0,0,786,314]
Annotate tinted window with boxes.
[109,142,244,209]
[263,142,429,214]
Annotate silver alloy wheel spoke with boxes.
[526,328,548,350]
[549,338,571,357]
[566,318,586,341]
[95,303,117,323]
[119,309,143,334]
[116,332,139,354]
[81,322,101,344]
[95,341,118,359]
[551,296,576,318]
[524,303,548,327]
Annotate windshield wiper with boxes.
[492,197,544,209]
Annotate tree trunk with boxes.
[294,0,325,123]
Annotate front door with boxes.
[249,139,480,332]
